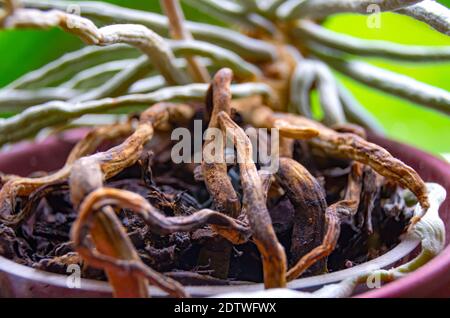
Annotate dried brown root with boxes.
[164,271,244,286]
[70,156,152,298]
[275,158,327,272]
[357,166,384,234]
[273,118,320,139]
[75,187,251,244]
[200,68,241,278]
[97,103,194,180]
[1,101,191,225]
[331,122,367,139]
[345,162,364,204]
[233,96,319,140]
[286,200,358,281]
[71,177,250,297]
[4,182,68,228]
[259,170,273,199]
[282,113,429,213]
[279,137,295,158]
[72,203,188,298]
[286,162,363,281]
[234,101,429,218]
[65,104,194,192]
[202,68,241,218]
[66,122,134,164]
[68,103,195,298]
[0,0,18,24]
[0,122,133,226]
[34,252,81,272]
[218,111,287,289]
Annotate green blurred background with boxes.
[0,0,449,157]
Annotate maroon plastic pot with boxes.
[0,130,448,298]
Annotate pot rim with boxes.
[0,235,420,297]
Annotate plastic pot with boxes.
[0,130,448,298]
